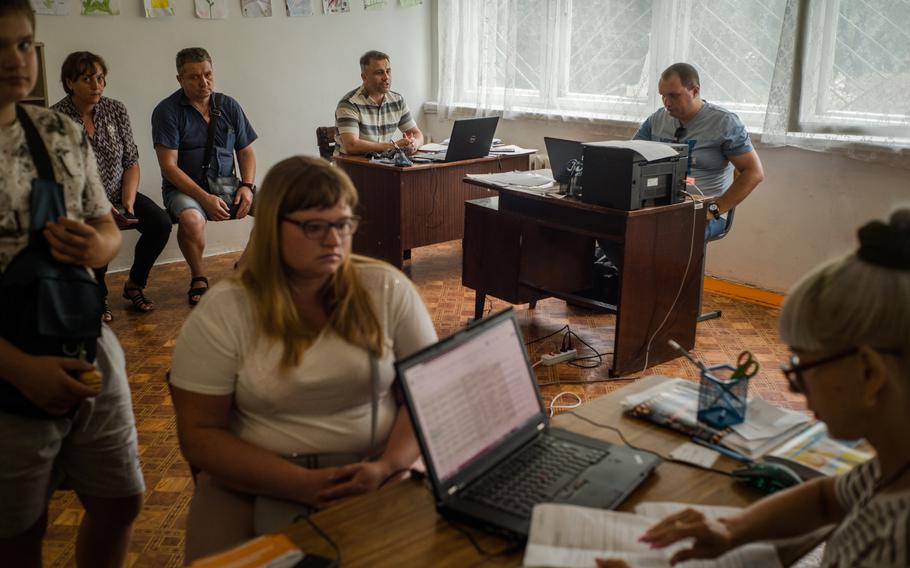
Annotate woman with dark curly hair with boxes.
[52,51,171,321]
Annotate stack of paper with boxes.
[490,144,536,154]
[523,502,781,568]
[621,378,811,460]
[764,422,872,479]
[465,171,556,190]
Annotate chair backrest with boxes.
[316,126,338,160]
[708,207,736,242]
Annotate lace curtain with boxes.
[761,0,910,167]
[436,0,910,165]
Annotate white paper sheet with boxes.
[729,399,808,441]
[669,442,720,469]
[583,140,679,162]
[465,171,555,188]
[633,502,743,522]
[523,503,782,568]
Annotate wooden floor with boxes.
[40,241,805,567]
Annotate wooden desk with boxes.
[335,154,532,269]
[462,186,705,376]
[286,376,760,567]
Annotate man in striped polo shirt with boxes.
[334,50,424,156]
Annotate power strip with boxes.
[540,349,577,366]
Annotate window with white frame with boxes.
[437,0,910,147]
[438,0,787,128]
[799,0,910,137]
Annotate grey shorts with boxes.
[0,325,145,537]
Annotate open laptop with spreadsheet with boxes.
[396,309,659,538]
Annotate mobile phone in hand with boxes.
[114,206,138,224]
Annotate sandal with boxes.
[187,276,209,306]
[123,283,155,312]
[101,299,114,323]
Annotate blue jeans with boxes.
[705,216,728,240]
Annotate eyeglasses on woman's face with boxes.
[780,347,902,394]
[281,215,361,240]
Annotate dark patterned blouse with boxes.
[50,96,139,205]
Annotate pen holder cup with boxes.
[697,364,749,429]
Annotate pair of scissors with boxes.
[731,350,759,380]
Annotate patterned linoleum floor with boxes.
[40,241,804,567]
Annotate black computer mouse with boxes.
[731,462,803,494]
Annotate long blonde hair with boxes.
[238,156,384,369]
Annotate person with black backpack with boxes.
[0,2,144,566]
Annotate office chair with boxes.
[316,126,338,160]
[698,207,736,322]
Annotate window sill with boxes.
[421,101,643,131]
[422,102,910,160]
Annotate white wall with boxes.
[34,2,431,272]
[36,6,906,293]
[424,114,909,293]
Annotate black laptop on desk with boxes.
[412,116,500,162]
[544,136,584,179]
[396,308,659,539]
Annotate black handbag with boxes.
[202,94,241,219]
[0,106,103,418]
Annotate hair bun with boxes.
[858,218,910,270]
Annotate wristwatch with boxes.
[239,181,257,193]
[707,203,721,220]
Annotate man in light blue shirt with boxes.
[634,63,764,238]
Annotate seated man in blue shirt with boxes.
[634,63,764,239]
[151,47,257,305]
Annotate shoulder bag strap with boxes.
[201,94,237,180]
[201,94,220,181]
[16,105,57,184]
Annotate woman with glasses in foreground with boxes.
[169,156,437,561]
[600,208,910,568]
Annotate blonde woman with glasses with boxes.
[169,156,438,561]
[599,208,910,568]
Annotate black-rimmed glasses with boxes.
[282,216,361,240]
[781,347,902,393]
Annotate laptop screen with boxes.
[544,137,583,180]
[399,315,542,483]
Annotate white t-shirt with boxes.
[169,261,438,457]
[823,458,910,567]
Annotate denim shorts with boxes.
[163,188,208,223]
[0,325,145,537]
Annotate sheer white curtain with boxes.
[437,0,655,122]
[762,0,910,167]
[437,0,910,165]
[436,0,785,126]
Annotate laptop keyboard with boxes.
[461,436,607,517]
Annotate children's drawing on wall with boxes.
[81,0,119,15]
[323,0,348,14]
[286,0,318,16]
[399,0,421,6]
[195,0,228,18]
[242,0,272,16]
[363,0,385,10]
[144,0,174,17]
[30,0,69,15]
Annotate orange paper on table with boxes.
[189,533,303,568]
